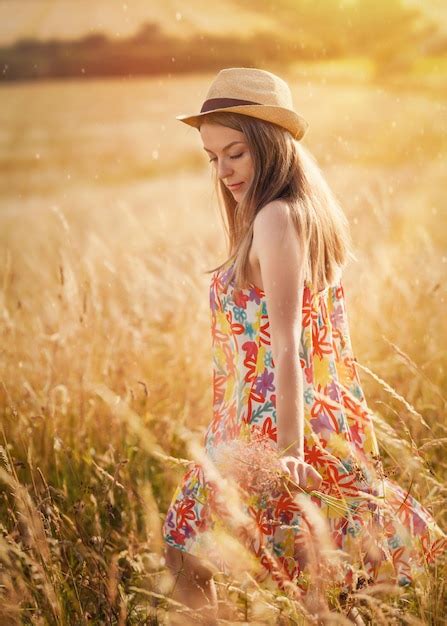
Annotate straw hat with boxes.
[176,67,309,141]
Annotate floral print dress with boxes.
[162,259,447,597]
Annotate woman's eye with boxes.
[208,153,243,163]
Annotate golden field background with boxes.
[1,1,447,621]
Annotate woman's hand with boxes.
[279,454,323,493]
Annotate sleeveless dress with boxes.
[162,259,447,597]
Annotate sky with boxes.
[0,0,279,46]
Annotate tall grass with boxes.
[0,68,446,623]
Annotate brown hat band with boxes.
[200,97,260,113]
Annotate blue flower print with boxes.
[341,459,353,472]
[234,307,247,323]
[304,388,313,405]
[352,383,363,401]
[264,351,274,368]
[388,535,402,550]
[245,322,256,339]
[347,520,361,537]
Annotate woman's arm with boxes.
[252,200,306,458]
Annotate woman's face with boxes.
[199,122,254,199]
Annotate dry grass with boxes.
[0,66,446,623]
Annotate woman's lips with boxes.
[228,182,243,190]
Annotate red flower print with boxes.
[249,506,275,537]
[261,417,277,441]
[248,383,266,404]
[391,545,408,570]
[274,493,301,518]
[389,485,420,530]
[259,552,275,572]
[233,289,250,309]
[303,362,313,384]
[242,340,258,382]
[325,465,359,497]
[311,387,341,433]
[302,290,317,328]
[312,322,333,359]
[423,536,447,563]
[305,444,326,467]
[231,321,245,335]
[259,318,271,347]
[170,528,187,546]
[341,391,370,428]
[347,419,365,448]
[177,498,196,529]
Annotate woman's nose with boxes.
[217,160,233,179]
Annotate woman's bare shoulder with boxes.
[254,199,291,225]
[251,200,294,266]
[253,199,296,247]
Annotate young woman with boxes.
[162,68,447,624]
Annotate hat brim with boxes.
[176,105,309,141]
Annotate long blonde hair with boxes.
[201,111,356,293]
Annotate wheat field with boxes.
[0,65,446,624]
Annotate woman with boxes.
[162,68,446,624]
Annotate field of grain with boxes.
[0,65,446,623]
